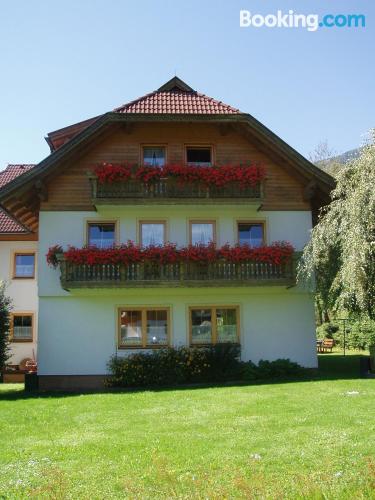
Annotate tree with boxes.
[0,281,12,371]
[309,140,343,177]
[299,131,375,319]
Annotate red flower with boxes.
[93,162,266,188]
[94,162,133,184]
[47,241,294,267]
[46,245,63,268]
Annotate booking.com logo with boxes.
[240,10,366,32]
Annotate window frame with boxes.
[189,219,217,246]
[12,251,36,279]
[138,220,167,247]
[117,307,170,349]
[189,305,240,346]
[185,145,214,166]
[236,220,266,247]
[141,144,167,167]
[10,312,34,343]
[86,220,118,248]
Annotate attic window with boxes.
[186,147,212,167]
[143,147,166,167]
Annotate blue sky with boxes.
[0,0,373,169]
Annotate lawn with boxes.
[0,353,374,499]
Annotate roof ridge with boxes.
[196,92,239,111]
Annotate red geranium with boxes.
[94,163,133,184]
[93,162,266,188]
[47,241,294,268]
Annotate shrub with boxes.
[242,359,304,381]
[107,344,241,387]
[106,345,304,388]
[316,320,375,350]
[347,321,375,350]
[0,282,12,372]
[324,322,340,338]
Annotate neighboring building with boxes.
[0,77,334,390]
[0,165,38,367]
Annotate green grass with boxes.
[0,353,374,499]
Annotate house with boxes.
[0,77,334,390]
[0,165,38,376]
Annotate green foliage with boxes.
[107,346,305,388]
[324,322,340,338]
[241,359,304,381]
[316,320,375,350]
[299,131,375,319]
[107,344,241,387]
[0,282,12,371]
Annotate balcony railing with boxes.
[57,254,299,290]
[89,177,262,203]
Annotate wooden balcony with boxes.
[89,177,262,205]
[57,254,299,290]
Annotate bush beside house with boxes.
[0,282,11,378]
[106,344,305,388]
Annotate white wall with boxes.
[0,240,38,364]
[38,287,317,376]
[39,208,312,296]
[37,208,316,376]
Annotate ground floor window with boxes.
[11,314,34,342]
[190,306,239,345]
[118,308,169,348]
[13,253,35,278]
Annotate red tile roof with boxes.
[0,208,28,233]
[114,90,240,115]
[46,78,240,150]
[0,164,35,188]
[0,164,35,233]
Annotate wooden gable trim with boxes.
[0,112,335,229]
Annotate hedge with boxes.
[106,344,305,388]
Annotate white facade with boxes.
[37,206,317,376]
[0,240,38,364]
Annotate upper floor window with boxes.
[88,222,116,248]
[11,314,33,342]
[186,146,212,167]
[238,222,264,248]
[143,146,166,167]
[190,221,215,245]
[13,253,35,278]
[140,221,166,246]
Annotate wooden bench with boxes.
[320,338,334,353]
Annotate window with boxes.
[143,146,166,167]
[11,314,33,342]
[238,222,265,248]
[118,308,169,348]
[88,223,116,248]
[140,221,166,246]
[190,221,215,245]
[186,147,212,166]
[190,307,238,345]
[13,253,35,278]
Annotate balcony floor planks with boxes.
[61,278,295,290]
[93,197,263,206]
